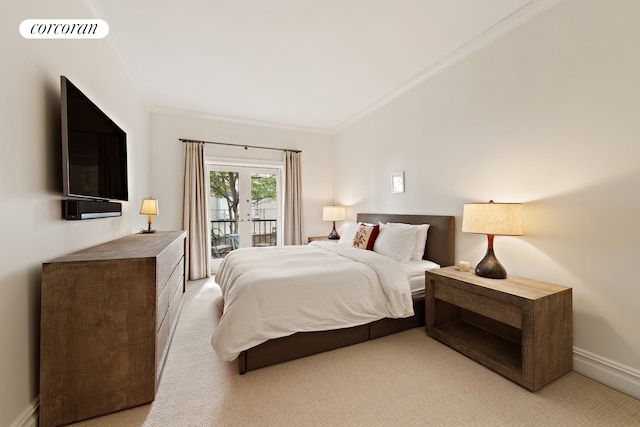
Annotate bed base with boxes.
[237,213,454,374]
[239,296,425,374]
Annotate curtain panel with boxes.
[182,142,211,280]
[283,150,304,245]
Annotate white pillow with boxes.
[411,224,430,260]
[373,223,416,263]
[382,222,430,260]
[338,222,359,245]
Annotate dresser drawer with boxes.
[156,272,184,369]
[167,274,184,330]
[156,313,169,369]
[157,238,184,296]
[157,257,184,331]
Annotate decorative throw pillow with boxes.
[352,224,379,250]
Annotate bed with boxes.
[212,213,455,374]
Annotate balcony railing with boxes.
[211,219,277,258]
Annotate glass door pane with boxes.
[209,165,281,258]
[209,169,239,258]
[250,172,278,248]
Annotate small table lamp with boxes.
[140,197,159,233]
[322,206,346,240]
[462,200,522,279]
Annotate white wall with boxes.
[334,0,640,397]
[149,112,334,240]
[0,1,150,425]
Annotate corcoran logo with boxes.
[19,19,109,39]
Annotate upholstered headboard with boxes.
[357,213,455,268]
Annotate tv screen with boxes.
[61,76,128,201]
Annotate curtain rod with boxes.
[180,138,301,153]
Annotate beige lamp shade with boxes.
[322,206,346,222]
[140,198,159,233]
[462,202,522,236]
[139,198,159,215]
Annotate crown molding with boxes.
[151,105,333,136]
[331,0,565,134]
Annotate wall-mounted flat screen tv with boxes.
[61,76,128,201]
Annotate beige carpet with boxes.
[71,278,640,427]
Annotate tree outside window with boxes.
[210,171,276,234]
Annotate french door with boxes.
[208,163,281,258]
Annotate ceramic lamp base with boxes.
[328,222,340,240]
[475,248,507,279]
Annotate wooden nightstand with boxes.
[425,266,572,391]
[308,235,335,243]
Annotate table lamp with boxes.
[140,197,159,233]
[462,200,522,279]
[322,206,346,240]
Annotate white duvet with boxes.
[211,241,414,361]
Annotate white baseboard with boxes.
[573,347,640,400]
[9,396,38,427]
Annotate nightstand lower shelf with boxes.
[432,320,523,375]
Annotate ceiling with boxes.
[91,0,554,133]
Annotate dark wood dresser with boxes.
[39,231,186,427]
